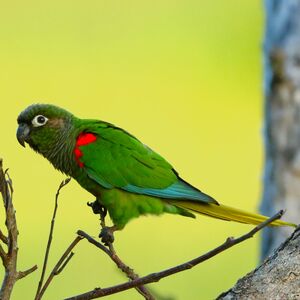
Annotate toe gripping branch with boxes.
[99,227,115,245]
[87,200,115,245]
[87,199,107,219]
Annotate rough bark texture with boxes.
[261,0,300,258]
[0,160,37,299]
[217,227,300,300]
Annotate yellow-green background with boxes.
[0,1,263,299]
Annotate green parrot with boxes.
[17,104,295,242]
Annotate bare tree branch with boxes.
[65,210,284,300]
[33,178,149,300]
[0,230,8,245]
[54,252,75,275]
[0,243,7,265]
[17,265,39,280]
[98,211,154,300]
[34,177,71,300]
[78,230,156,299]
[77,230,109,255]
[36,236,83,300]
[0,159,37,300]
[40,194,154,299]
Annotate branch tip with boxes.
[18,265,38,280]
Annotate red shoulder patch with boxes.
[74,133,97,168]
[76,132,97,146]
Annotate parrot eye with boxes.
[32,115,48,127]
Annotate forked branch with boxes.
[35,177,72,300]
[33,179,154,299]
[0,159,37,300]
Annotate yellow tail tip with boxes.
[270,219,297,228]
[171,200,297,228]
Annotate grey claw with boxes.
[99,227,114,245]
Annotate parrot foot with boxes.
[99,226,117,245]
[87,200,107,217]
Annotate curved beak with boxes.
[17,124,30,147]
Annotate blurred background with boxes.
[0,1,264,299]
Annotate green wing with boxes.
[80,122,177,188]
[79,121,216,204]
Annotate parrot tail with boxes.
[170,200,297,227]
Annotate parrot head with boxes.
[17,104,74,155]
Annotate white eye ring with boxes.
[32,115,48,127]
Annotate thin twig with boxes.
[36,236,83,300]
[0,243,7,265]
[55,252,75,275]
[0,159,37,300]
[17,265,39,280]
[0,229,8,245]
[35,177,71,300]
[66,210,284,300]
[77,231,109,255]
[77,230,154,299]
[98,207,154,299]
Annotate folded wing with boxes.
[79,122,217,204]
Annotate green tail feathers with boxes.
[170,200,297,227]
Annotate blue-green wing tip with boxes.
[123,179,218,204]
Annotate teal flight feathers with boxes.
[16,104,296,236]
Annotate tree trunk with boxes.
[217,227,300,299]
[261,0,300,258]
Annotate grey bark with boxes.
[217,227,300,300]
[0,160,37,300]
[261,0,300,258]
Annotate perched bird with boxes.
[17,104,295,242]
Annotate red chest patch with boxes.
[74,132,97,168]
